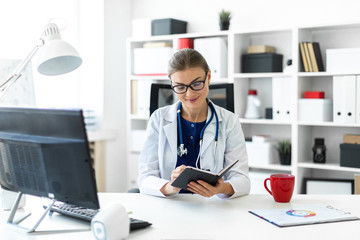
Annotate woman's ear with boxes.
[207,70,211,85]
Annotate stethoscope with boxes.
[177,99,219,169]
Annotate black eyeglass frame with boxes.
[170,72,208,94]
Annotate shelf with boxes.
[234,73,292,79]
[128,31,229,43]
[239,118,292,125]
[130,75,169,81]
[249,163,291,172]
[297,162,360,173]
[298,72,360,77]
[298,121,360,127]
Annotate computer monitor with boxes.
[0,107,99,210]
[149,83,234,116]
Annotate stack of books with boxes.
[299,42,324,72]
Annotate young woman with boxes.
[138,48,250,198]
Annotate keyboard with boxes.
[44,202,152,231]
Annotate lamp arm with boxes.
[0,41,43,98]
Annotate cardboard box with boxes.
[241,53,283,73]
[326,48,360,73]
[298,99,332,122]
[151,18,187,36]
[247,45,275,54]
[344,134,360,144]
[340,143,360,168]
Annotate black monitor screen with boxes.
[0,107,99,209]
[150,83,234,116]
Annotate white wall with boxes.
[103,0,132,192]
[0,0,104,113]
[131,0,360,33]
[0,0,80,108]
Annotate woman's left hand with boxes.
[187,178,234,197]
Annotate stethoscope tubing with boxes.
[177,100,219,169]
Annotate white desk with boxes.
[1,193,359,240]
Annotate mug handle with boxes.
[264,178,272,195]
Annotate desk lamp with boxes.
[0,22,82,230]
[0,22,82,99]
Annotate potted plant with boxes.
[219,9,231,31]
[276,139,291,165]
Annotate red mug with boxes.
[264,174,295,203]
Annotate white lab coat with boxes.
[138,101,250,198]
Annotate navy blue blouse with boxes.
[176,116,206,193]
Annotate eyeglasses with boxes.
[171,72,208,94]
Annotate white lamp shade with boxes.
[37,39,82,76]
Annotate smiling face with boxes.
[170,67,211,119]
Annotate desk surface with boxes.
[1,193,359,240]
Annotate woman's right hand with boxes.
[161,165,186,196]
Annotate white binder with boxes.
[194,37,227,79]
[333,76,356,123]
[272,77,292,121]
[357,76,360,124]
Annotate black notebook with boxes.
[171,160,239,189]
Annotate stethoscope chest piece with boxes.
[177,143,187,157]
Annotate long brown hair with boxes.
[168,49,210,78]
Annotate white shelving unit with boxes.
[126,22,360,193]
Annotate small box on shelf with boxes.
[298,92,332,122]
[241,53,283,73]
[326,48,360,73]
[178,38,194,50]
[151,18,187,36]
[340,143,360,168]
[246,139,279,165]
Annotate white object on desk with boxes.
[250,205,359,227]
[91,202,130,240]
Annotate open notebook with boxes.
[171,160,239,189]
[249,205,359,227]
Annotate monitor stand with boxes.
[7,192,56,233]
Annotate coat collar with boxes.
[162,100,223,158]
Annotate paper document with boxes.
[249,205,359,227]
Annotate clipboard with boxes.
[171,160,239,190]
[249,205,360,227]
